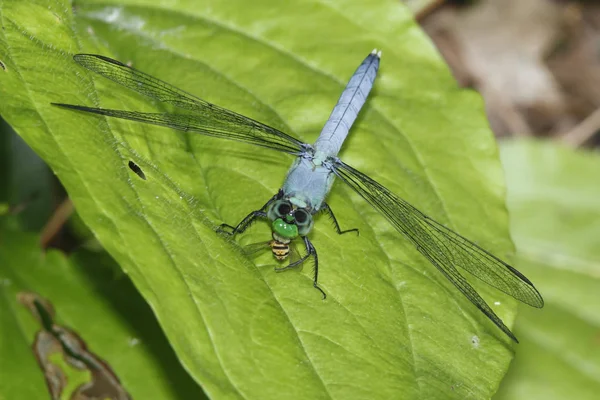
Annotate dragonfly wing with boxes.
[288,242,303,269]
[243,241,272,257]
[332,160,544,340]
[53,54,305,155]
[52,105,303,154]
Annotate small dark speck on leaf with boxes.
[128,161,146,180]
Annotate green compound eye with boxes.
[272,218,298,239]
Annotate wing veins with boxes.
[61,54,304,154]
[333,160,544,339]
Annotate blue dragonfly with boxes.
[53,50,543,342]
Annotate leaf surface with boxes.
[0,1,521,398]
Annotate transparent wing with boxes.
[52,54,305,155]
[333,160,544,341]
[243,241,273,257]
[288,243,303,269]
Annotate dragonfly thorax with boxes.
[282,154,337,213]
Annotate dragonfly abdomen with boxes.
[313,49,381,159]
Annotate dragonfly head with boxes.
[267,199,313,237]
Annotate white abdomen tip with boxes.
[370,48,382,59]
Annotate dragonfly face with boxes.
[265,198,313,262]
[267,199,314,238]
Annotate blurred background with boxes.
[1,0,598,399]
[413,0,600,145]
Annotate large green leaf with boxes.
[0,0,524,398]
[0,223,205,399]
[495,139,600,400]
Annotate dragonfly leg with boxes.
[305,237,326,299]
[217,211,267,236]
[217,191,281,236]
[274,236,326,299]
[321,203,359,236]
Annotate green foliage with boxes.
[1,0,522,398]
[0,225,205,399]
[495,139,600,400]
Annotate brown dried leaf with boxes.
[423,0,569,136]
[18,292,131,400]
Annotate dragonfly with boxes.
[53,49,544,342]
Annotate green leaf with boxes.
[1,0,524,398]
[495,139,600,400]
[0,224,205,399]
